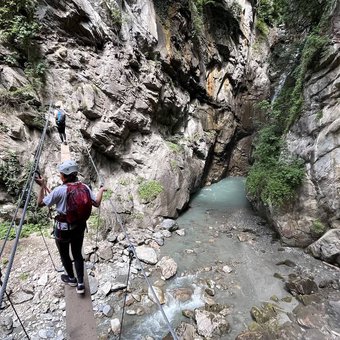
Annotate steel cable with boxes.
[0,103,52,307]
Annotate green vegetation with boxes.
[255,0,280,36]
[269,30,328,131]
[0,222,48,240]
[119,178,130,186]
[103,0,122,26]
[248,1,332,207]
[316,111,323,120]
[138,180,164,202]
[0,0,40,50]
[193,0,216,13]
[170,159,178,171]
[311,220,327,236]
[88,213,105,230]
[246,104,305,207]
[255,0,330,37]
[0,152,23,197]
[132,212,144,220]
[0,153,50,224]
[0,1,46,90]
[190,0,216,36]
[0,86,35,109]
[19,272,29,281]
[102,188,113,201]
[166,141,183,154]
[0,122,9,133]
[273,0,330,31]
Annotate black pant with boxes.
[57,124,66,143]
[55,226,85,284]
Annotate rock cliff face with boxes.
[265,2,340,249]
[0,0,339,257]
[0,0,255,227]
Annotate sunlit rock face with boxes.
[0,0,256,225]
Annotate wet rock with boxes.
[295,304,325,329]
[281,296,292,303]
[173,288,193,302]
[135,246,158,264]
[222,265,233,273]
[159,219,178,232]
[148,285,166,304]
[195,309,229,338]
[235,330,269,340]
[176,229,185,236]
[161,230,172,238]
[156,256,177,279]
[276,260,296,267]
[182,309,195,319]
[110,318,121,335]
[285,277,318,296]
[270,295,279,302]
[273,273,285,281]
[250,303,277,324]
[297,293,322,306]
[205,288,215,296]
[237,232,256,242]
[176,322,200,340]
[205,304,228,314]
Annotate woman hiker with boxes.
[35,159,106,294]
[54,101,67,145]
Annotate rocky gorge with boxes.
[0,0,339,339]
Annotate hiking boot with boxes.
[61,274,77,287]
[76,283,85,294]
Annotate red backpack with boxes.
[66,182,92,224]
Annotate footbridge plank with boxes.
[65,272,97,339]
[61,145,98,339]
[60,144,71,161]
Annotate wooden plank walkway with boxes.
[60,143,71,161]
[61,144,98,340]
[65,273,97,339]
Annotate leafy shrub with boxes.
[311,220,327,236]
[166,142,183,153]
[103,0,122,26]
[0,222,48,240]
[0,152,23,197]
[247,160,305,206]
[138,180,164,202]
[103,188,113,201]
[0,0,40,50]
[0,86,35,109]
[246,108,305,206]
[0,1,46,91]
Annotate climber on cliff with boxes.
[54,101,67,145]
